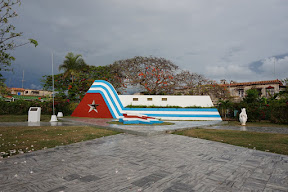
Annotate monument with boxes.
[71,80,222,121]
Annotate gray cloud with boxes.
[3,0,288,88]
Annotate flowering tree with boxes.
[175,70,208,94]
[199,81,230,100]
[111,56,178,94]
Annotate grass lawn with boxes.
[173,128,288,155]
[0,125,120,158]
[0,115,53,122]
[223,120,288,128]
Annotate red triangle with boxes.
[71,93,113,118]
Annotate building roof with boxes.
[221,79,283,87]
[10,88,25,91]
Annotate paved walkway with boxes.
[1,134,288,192]
[0,119,288,191]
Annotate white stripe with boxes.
[122,110,219,115]
[90,87,120,118]
[90,82,123,112]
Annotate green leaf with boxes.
[29,39,38,47]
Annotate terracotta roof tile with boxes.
[221,79,283,87]
[10,88,25,91]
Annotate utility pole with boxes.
[273,58,276,79]
[50,52,58,122]
[21,70,25,88]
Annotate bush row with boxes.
[218,100,288,124]
[0,99,77,115]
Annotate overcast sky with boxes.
[3,0,288,89]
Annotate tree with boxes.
[217,99,232,119]
[0,80,10,96]
[0,0,37,81]
[43,65,117,101]
[281,78,288,86]
[58,52,88,83]
[243,89,260,104]
[175,70,208,94]
[111,56,179,94]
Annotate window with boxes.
[266,88,275,97]
[256,89,262,96]
[238,89,244,97]
[31,91,39,95]
[25,91,29,94]
[133,98,138,101]
[162,98,167,101]
[147,98,152,101]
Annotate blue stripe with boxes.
[88,85,123,116]
[92,80,124,109]
[143,114,221,118]
[123,120,140,124]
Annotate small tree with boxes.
[217,99,232,119]
[243,89,260,103]
[0,0,37,81]
[0,80,10,96]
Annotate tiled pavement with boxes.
[0,119,288,191]
[1,133,288,191]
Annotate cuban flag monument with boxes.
[71,80,222,124]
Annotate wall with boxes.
[119,95,214,107]
[227,83,281,99]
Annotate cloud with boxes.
[30,84,42,90]
[205,64,255,82]
[3,0,288,88]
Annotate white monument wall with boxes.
[118,95,214,108]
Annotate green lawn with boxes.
[0,115,52,122]
[0,125,120,158]
[223,120,288,128]
[173,128,288,155]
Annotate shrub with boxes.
[0,99,77,116]
[269,101,288,124]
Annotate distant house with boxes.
[220,79,286,102]
[10,88,52,97]
[7,88,53,101]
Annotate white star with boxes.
[88,100,99,113]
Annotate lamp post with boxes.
[50,52,58,122]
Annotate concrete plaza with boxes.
[0,120,287,191]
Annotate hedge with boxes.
[0,99,77,115]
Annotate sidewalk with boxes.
[0,118,287,191]
[1,134,287,192]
